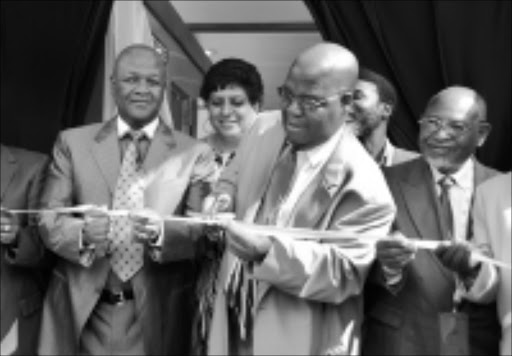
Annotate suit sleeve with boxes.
[462,186,499,302]
[253,186,396,304]
[5,154,51,267]
[39,133,89,265]
[157,144,217,262]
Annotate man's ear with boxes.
[476,121,492,147]
[381,103,393,120]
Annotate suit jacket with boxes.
[208,112,396,355]
[467,172,511,355]
[37,119,216,355]
[1,144,49,355]
[363,157,500,355]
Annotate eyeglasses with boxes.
[277,86,353,113]
[418,116,478,135]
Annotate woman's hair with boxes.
[200,58,264,106]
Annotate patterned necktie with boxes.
[438,174,455,239]
[109,131,145,281]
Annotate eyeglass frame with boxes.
[418,116,488,136]
[277,85,353,113]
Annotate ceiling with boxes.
[170,0,322,110]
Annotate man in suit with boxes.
[206,42,396,355]
[347,68,418,166]
[37,44,216,355]
[1,144,49,355]
[363,86,500,355]
[461,172,510,355]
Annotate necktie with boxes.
[225,142,297,343]
[109,131,145,281]
[257,143,297,224]
[438,174,455,239]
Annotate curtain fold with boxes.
[61,1,113,128]
[305,0,511,171]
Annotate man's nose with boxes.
[133,79,151,93]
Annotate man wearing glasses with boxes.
[363,86,501,355]
[205,42,395,355]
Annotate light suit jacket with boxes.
[363,157,499,355]
[37,119,216,355]
[1,145,50,355]
[208,112,396,355]
[468,172,511,355]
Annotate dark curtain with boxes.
[305,0,511,172]
[1,0,113,155]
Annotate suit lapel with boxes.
[90,119,121,195]
[242,123,286,223]
[142,122,176,174]
[400,159,448,240]
[398,159,456,288]
[0,145,18,202]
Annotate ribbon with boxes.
[7,205,511,270]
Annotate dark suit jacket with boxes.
[362,157,500,355]
[1,145,50,355]
[37,119,216,355]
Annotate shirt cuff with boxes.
[381,265,403,286]
[78,226,96,267]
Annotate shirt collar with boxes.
[117,116,159,140]
[297,124,346,169]
[429,157,474,189]
[378,139,395,166]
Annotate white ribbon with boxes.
[9,205,511,270]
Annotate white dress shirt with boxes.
[275,125,346,227]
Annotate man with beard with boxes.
[348,68,417,166]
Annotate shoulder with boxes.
[6,145,47,165]
[171,130,214,156]
[392,147,419,165]
[249,110,283,136]
[57,122,105,144]
[476,171,511,197]
[474,159,500,183]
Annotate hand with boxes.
[376,231,417,271]
[434,241,479,278]
[130,208,163,244]
[0,207,20,245]
[221,219,271,262]
[82,206,110,246]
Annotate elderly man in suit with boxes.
[347,68,418,167]
[363,86,500,355]
[205,42,396,355]
[1,144,49,355]
[37,44,216,355]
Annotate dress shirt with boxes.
[275,124,346,227]
[429,158,474,242]
[377,139,395,167]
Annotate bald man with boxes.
[206,42,395,355]
[38,44,216,355]
[363,86,500,355]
